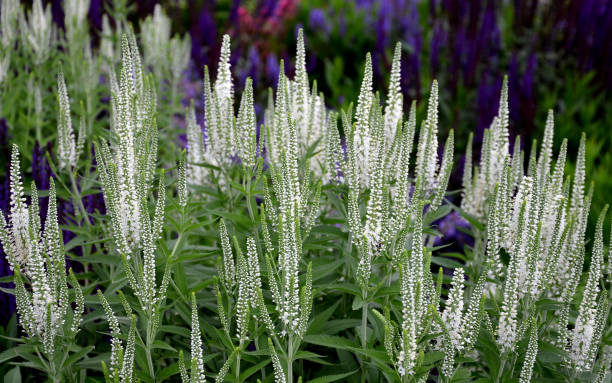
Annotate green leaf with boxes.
[62,345,95,369]
[152,339,177,352]
[239,359,271,381]
[4,367,21,383]
[294,350,333,365]
[303,334,357,350]
[306,370,359,383]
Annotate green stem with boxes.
[236,345,241,383]
[69,171,92,227]
[361,288,368,350]
[288,333,294,383]
[146,319,155,380]
[496,356,506,383]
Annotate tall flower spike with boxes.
[169,33,191,83]
[1,0,20,50]
[213,34,235,159]
[190,292,206,383]
[57,68,77,170]
[352,53,373,188]
[415,80,439,190]
[364,103,387,254]
[569,205,608,371]
[294,28,310,148]
[64,0,89,44]
[97,33,160,256]
[21,0,53,65]
[140,4,171,79]
[215,34,233,108]
[8,144,29,269]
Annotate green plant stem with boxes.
[288,333,294,383]
[69,171,92,227]
[146,318,156,380]
[361,288,368,350]
[236,343,241,383]
[496,357,506,383]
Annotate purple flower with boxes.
[266,53,280,83]
[308,9,330,35]
[434,211,474,250]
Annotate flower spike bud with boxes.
[235,243,250,343]
[498,75,509,134]
[519,319,538,383]
[121,314,137,383]
[97,290,122,380]
[185,100,207,185]
[442,267,465,351]
[237,77,257,168]
[218,220,235,289]
[68,268,84,336]
[384,42,403,153]
[246,237,262,314]
[178,152,187,208]
[190,292,206,383]
[268,338,287,383]
[76,102,86,159]
[570,133,586,219]
[431,129,454,211]
[298,262,313,337]
[461,132,473,205]
[178,350,189,383]
[537,109,555,189]
[510,135,523,189]
[295,28,310,146]
[57,67,77,170]
[170,33,191,83]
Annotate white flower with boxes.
[1,0,21,50]
[20,0,54,65]
[57,69,77,170]
[189,292,206,383]
[64,0,90,44]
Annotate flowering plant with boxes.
[0,2,610,383]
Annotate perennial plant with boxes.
[0,2,610,383]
